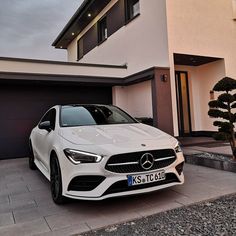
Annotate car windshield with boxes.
[60,105,137,127]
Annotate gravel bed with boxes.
[190,152,229,161]
[80,194,236,236]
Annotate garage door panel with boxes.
[0,137,29,158]
[0,101,51,120]
[0,84,112,159]
[0,119,35,139]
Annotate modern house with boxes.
[0,0,236,159]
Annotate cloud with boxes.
[0,0,83,61]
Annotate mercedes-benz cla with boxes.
[29,104,184,204]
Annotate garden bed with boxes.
[185,152,236,173]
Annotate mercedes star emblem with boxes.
[140,153,154,170]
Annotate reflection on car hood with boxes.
[59,123,175,146]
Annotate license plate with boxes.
[127,170,166,186]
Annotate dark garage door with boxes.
[0,83,112,159]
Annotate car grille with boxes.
[105,149,176,173]
[68,176,106,191]
[103,173,180,196]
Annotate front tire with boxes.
[50,155,66,204]
[29,141,37,170]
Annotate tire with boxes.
[50,155,66,204]
[29,141,37,170]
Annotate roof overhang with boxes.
[174,53,222,66]
[52,0,112,49]
[0,67,158,86]
[0,72,123,86]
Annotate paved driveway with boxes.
[0,158,235,236]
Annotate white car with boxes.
[29,104,184,204]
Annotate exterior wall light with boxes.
[161,74,168,82]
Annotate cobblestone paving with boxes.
[0,158,236,236]
[81,194,236,236]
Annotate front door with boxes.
[175,71,192,136]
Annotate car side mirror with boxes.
[39,121,52,132]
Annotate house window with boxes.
[126,0,140,22]
[98,17,108,44]
[77,38,83,60]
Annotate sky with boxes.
[0,0,83,61]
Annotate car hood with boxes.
[59,123,176,147]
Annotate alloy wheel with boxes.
[50,156,66,204]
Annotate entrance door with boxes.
[175,71,192,136]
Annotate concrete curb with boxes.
[185,154,236,173]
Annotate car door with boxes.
[34,108,56,171]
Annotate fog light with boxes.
[176,162,184,175]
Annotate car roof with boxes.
[60,104,112,108]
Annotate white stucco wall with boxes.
[167,0,236,76]
[233,0,236,19]
[67,0,170,76]
[113,80,153,118]
[0,59,127,78]
[167,0,236,135]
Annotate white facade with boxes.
[0,58,126,78]
[66,0,169,122]
[68,0,170,76]
[166,0,236,135]
[113,80,153,118]
[64,0,236,136]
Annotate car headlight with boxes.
[174,143,182,153]
[64,149,103,164]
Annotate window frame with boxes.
[98,16,108,44]
[77,38,84,60]
[125,0,140,24]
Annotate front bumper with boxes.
[60,152,185,200]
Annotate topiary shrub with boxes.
[208,77,236,160]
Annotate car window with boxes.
[61,107,97,127]
[60,105,137,127]
[40,108,56,130]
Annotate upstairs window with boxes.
[77,38,83,60]
[98,16,108,44]
[126,0,140,22]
